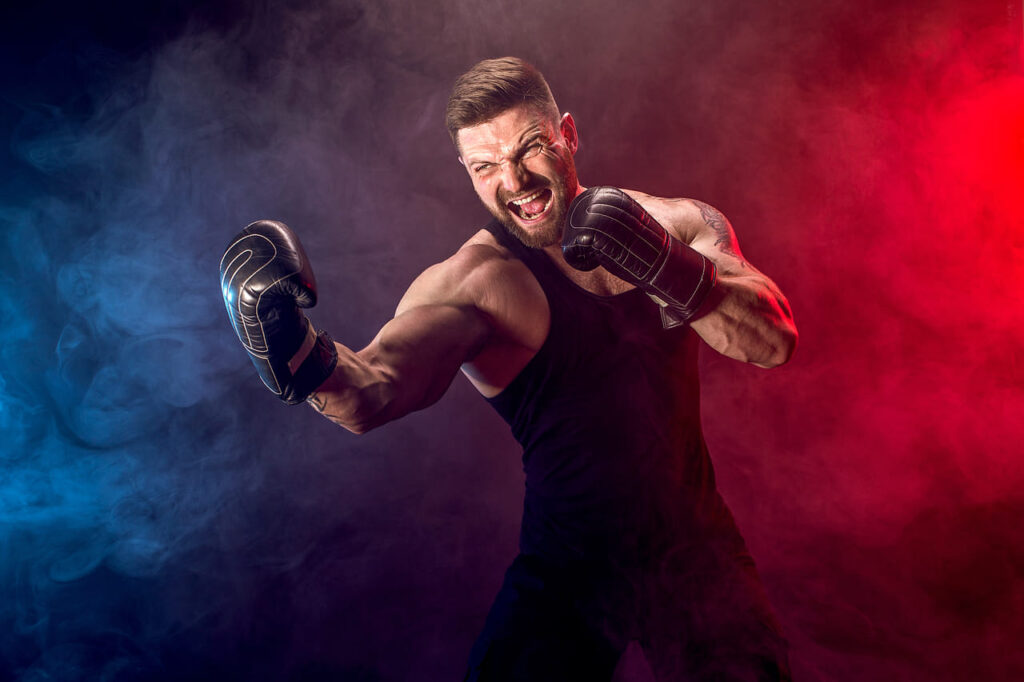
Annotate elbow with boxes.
[753,323,798,369]
[309,409,380,435]
[753,292,798,368]
[336,398,395,435]
[340,419,375,436]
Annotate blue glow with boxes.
[0,17,302,678]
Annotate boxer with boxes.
[221,57,797,681]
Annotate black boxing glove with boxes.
[219,220,338,404]
[562,187,717,329]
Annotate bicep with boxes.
[368,254,493,390]
[346,302,489,429]
[365,302,490,374]
[677,201,790,316]
[356,254,495,416]
[687,199,745,262]
[669,199,754,277]
[385,242,515,364]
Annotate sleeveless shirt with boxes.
[481,220,745,574]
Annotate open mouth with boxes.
[507,188,553,222]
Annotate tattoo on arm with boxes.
[306,393,328,413]
[692,200,745,266]
[692,200,730,247]
[306,392,348,427]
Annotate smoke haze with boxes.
[1,0,1021,679]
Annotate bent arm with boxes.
[307,251,492,434]
[674,200,797,368]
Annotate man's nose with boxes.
[498,159,529,193]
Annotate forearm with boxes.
[690,272,797,368]
[305,342,392,434]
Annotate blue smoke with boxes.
[0,4,526,679]
[2,10,341,680]
[2,40,250,682]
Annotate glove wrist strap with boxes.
[282,327,339,405]
[288,320,319,374]
[646,235,718,329]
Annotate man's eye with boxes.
[474,164,495,175]
[522,143,544,158]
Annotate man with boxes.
[221,57,797,681]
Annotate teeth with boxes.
[511,189,545,206]
[519,192,553,220]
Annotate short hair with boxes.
[445,57,559,148]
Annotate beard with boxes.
[488,159,580,250]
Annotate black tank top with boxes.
[482,220,742,571]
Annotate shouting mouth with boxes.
[507,188,553,222]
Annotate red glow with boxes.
[929,77,1024,220]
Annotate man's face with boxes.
[457,105,579,249]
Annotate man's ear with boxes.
[559,112,579,155]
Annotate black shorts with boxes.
[464,552,791,682]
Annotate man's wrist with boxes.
[646,235,717,326]
[281,329,339,405]
[287,319,318,374]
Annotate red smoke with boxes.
[693,4,1024,679]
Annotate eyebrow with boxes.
[464,125,549,166]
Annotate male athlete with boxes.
[220,57,798,681]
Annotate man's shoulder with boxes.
[456,227,513,264]
[398,228,533,312]
[396,226,548,364]
[438,228,524,284]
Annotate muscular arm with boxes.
[306,248,494,434]
[665,198,797,368]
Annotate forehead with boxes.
[457,106,555,159]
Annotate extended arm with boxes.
[221,221,495,432]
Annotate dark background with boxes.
[1,0,1022,680]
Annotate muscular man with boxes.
[221,57,797,681]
